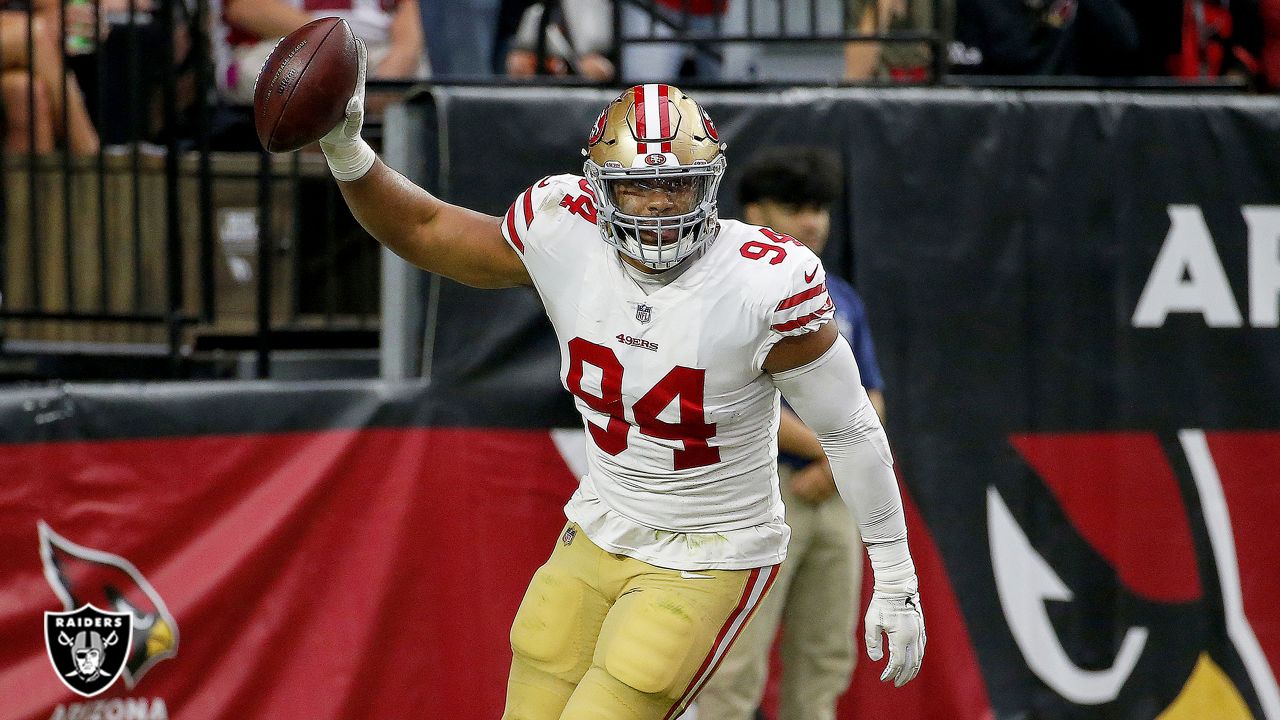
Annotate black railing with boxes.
[0,0,379,381]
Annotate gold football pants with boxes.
[502,523,780,720]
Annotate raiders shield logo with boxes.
[39,521,180,689]
[44,604,132,697]
[636,303,653,324]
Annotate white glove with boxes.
[320,37,375,182]
[864,590,926,687]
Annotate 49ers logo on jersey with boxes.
[616,334,658,352]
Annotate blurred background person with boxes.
[1167,0,1264,88]
[0,0,100,152]
[844,0,952,82]
[621,0,728,82]
[1265,0,1280,90]
[420,0,496,78]
[505,0,614,81]
[949,0,1151,76]
[216,0,423,105]
[696,146,885,720]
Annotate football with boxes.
[253,17,358,153]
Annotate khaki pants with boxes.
[694,465,863,720]
[503,523,780,720]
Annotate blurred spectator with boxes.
[495,0,537,71]
[844,0,952,82]
[505,0,614,81]
[217,0,423,104]
[420,0,497,78]
[1168,0,1263,87]
[66,0,202,147]
[0,0,100,152]
[621,0,727,82]
[950,0,1151,76]
[1265,0,1280,89]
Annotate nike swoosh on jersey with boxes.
[680,571,716,580]
[804,265,819,283]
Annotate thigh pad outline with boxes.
[603,590,698,695]
[510,565,591,676]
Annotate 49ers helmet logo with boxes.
[588,106,609,147]
[699,105,720,143]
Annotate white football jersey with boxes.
[501,174,835,570]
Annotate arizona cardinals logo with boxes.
[39,521,179,689]
[991,432,1280,718]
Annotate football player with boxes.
[320,41,926,720]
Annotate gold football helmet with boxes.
[583,84,727,269]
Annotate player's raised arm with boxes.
[764,320,926,688]
[319,41,530,289]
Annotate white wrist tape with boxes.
[772,336,917,596]
[321,138,376,182]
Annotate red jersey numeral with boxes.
[565,338,721,470]
[760,228,802,246]
[740,227,802,264]
[566,338,628,455]
[739,240,786,264]
[560,193,598,223]
[632,366,720,470]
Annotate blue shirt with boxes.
[779,272,882,469]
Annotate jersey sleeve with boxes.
[498,173,588,287]
[499,176,549,259]
[750,238,836,372]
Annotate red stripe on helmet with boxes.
[658,84,671,138]
[634,85,647,139]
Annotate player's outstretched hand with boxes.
[320,38,374,182]
[864,590,926,687]
[320,37,367,151]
